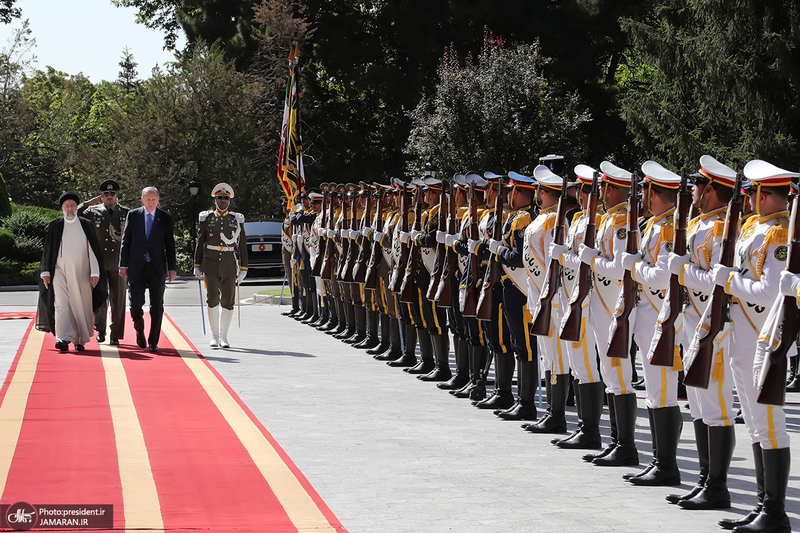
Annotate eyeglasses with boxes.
[216,195,230,200]
[311,200,323,204]
[102,191,117,197]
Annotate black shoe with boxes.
[628,463,681,486]
[281,308,299,317]
[495,399,537,421]
[677,485,730,510]
[438,374,470,391]
[366,342,390,356]
[136,331,147,349]
[75,344,85,351]
[96,333,106,343]
[555,429,603,450]
[55,341,69,352]
[632,377,646,390]
[473,391,514,410]
[718,505,762,530]
[149,345,159,353]
[109,338,119,346]
[525,414,567,434]
[404,360,435,374]
[787,376,800,393]
[418,368,452,382]
[387,354,416,368]
[373,349,401,361]
[666,484,703,504]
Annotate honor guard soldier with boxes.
[579,161,640,467]
[550,164,605,450]
[487,170,539,421]
[280,197,300,317]
[665,155,737,509]
[194,183,248,348]
[620,161,683,486]
[524,165,572,432]
[77,179,128,345]
[305,188,326,326]
[713,160,796,533]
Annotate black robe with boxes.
[36,216,108,334]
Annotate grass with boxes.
[256,288,291,296]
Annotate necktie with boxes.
[146,212,153,239]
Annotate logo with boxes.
[616,228,627,240]
[4,502,37,530]
[775,245,788,261]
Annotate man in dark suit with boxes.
[119,186,177,352]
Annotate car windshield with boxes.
[244,221,282,237]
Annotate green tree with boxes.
[405,32,591,176]
[0,0,20,25]
[117,46,139,93]
[619,0,800,168]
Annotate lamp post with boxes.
[189,181,200,256]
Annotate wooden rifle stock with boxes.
[531,174,569,336]
[476,175,504,320]
[560,171,600,341]
[389,183,410,293]
[435,180,458,308]
[757,193,800,406]
[363,186,385,291]
[683,172,743,388]
[320,186,341,280]
[336,188,353,281]
[400,186,422,303]
[650,168,691,366]
[607,172,641,358]
[427,181,449,301]
[341,187,361,283]
[311,185,328,277]
[352,184,372,283]
[462,182,480,317]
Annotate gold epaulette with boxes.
[511,211,532,232]
[687,216,702,234]
[660,224,674,243]
[541,212,557,233]
[766,224,789,246]
[611,211,628,228]
[570,211,585,226]
[711,218,726,238]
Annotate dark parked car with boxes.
[243,219,284,275]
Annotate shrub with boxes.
[1,210,52,240]
[0,258,39,285]
[13,234,44,262]
[0,229,13,257]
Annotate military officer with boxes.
[665,155,737,509]
[77,179,129,345]
[713,160,795,533]
[194,182,248,348]
[280,197,300,317]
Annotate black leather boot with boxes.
[593,393,639,466]
[667,418,709,504]
[331,302,353,337]
[720,443,764,529]
[624,408,657,480]
[453,344,485,398]
[375,317,402,360]
[344,306,367,344]
[388,321,417,367]
[405,328,435,374]
[439,337,470,390]
[367,313,391,355]
[319,299,340,331]
[523,370,553,430]
[558,381,604,450]
[474,350,514,409]
[355,310,381,349]
[786,355,800,392]
[733,448,791,533]
[583,393,617,462]
[419,333,452,381]
[679,424,734,509]
[630,406,682,486]
[496,357,538,421]
[526,372,568,433]
[302,296,319,324]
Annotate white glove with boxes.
[374,231,385,242]
[362,226,374,239]
[621,252,641,271]
[236,270,247,283]
[436,231,447,244]
[578,244,599,265]
[400,231,411,244]
[294,203,303,213]
[712,264,736,286]
[291,233,298,244]
[445,234,458,247]
[488,239,502,255]
[340,228,347,238]
[667,253,690,275]
[468,239,481,254]
[349,229,360,239]
[193,267,202,279]
[326,229,335,238]
[779,270,800,297]
[549,242,567,262]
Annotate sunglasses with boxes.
[311,200,323,204]
[216,195,230,200]
[102,191,117,197]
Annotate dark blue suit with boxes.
[119,206,177,347]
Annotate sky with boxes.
[2,0,185,83]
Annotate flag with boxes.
[277,44,306,202]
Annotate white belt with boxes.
[206,244,235,252]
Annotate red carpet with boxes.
[0,312,35,320]
[0,314,347,532]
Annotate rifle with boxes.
[319,185,339,280]
[311,183,329,277]
[435,179,458,307]
[352,183,373,283]
[363,185,385,291]
[476,175,504,320]
[335,185,353,282]
[531,173,569,336]
[389,182,410,293]
[461,181,480,317]
[400,184,422,303]
[426,180,449,301]
[607,172,641,358]
[560,170,600,341]
[757,191,800,406]
[683,171,743,388]
[340,184,363,283]
[650,167,691,366]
